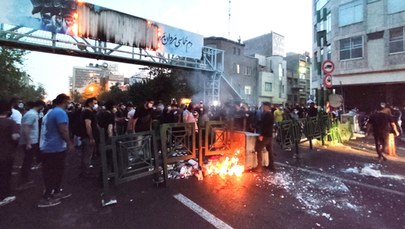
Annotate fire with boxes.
[204,150,245,177]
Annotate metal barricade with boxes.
[99,129,163,206]
[160,122,196,181]
[199,121,233,164]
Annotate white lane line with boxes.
[275,162,405,197]
[173,193,234,229]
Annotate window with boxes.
[388,0,405,14]
[233,47,236,54]
[389,27,405,53]
[245,86,251,95]
[278,63,283,80]
[264,82,272,92]
[238,48,241,56]
[233,64,240,74]
[340,36,363,60]
[339,0,363,27]
[244,66,252,76]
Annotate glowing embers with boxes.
[203,150,245,177]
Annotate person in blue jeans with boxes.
[38,94,74,208]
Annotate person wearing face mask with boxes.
[17,100,46,190]
[115,103,128,135]
[79,97,99,178]
[38,94,73,208]
[97,101,116,141]
[133,99,154,133]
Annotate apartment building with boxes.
[313,0,405,111]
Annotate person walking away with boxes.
[254,102,276,172]
[0,100,20,207]
[80,97,99,177]
[17,100,45,190]
[38,94,73,208]
[367,106,400,160]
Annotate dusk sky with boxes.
[22,0,312,100]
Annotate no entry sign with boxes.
[322,60,335,74]
[323,74,332,89]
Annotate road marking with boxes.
[275,162,405,197]
[173,193,234,229]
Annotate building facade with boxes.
[71,63,124,95]
[255,54,288,105]
[313,0,405,111]
[204,37,258,106]
[285,52,311,106]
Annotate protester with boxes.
[0,100,20,207]
[254,102,276,172]
[97,100,116,142]
[182,102,199,133]
[38,94,73,208]
[367,105,400,161]
[80,97,99,178]
[17,100,45,190]
[9,97,22,128]
[133,99,154,133]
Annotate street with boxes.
[1,141,405,229]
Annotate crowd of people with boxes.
[2,92,403,208]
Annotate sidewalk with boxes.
[342,133,405,159]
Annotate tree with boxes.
[127,67,194,105]
[0,47,46,101]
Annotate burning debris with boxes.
[167,151,246,180]
[203,155,245,177]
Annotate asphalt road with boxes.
[1,143,405,229]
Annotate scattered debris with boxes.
[343,164,405,180]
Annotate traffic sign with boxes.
[323,74,332,89]
[322,60,335,74]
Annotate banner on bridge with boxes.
[0,0,203,59]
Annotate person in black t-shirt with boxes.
[80,97,99,177]
[0,100,20,206]
[97,101,116,142]
[133,99,154,133]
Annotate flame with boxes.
[204,150,245,177]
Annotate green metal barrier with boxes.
[276,114,334,156]
[99,129,163,207]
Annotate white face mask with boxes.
[18,103,24,109]
[93,104,99,110]
[112,108,117,113]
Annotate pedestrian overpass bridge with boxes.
[0,0,244,104]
